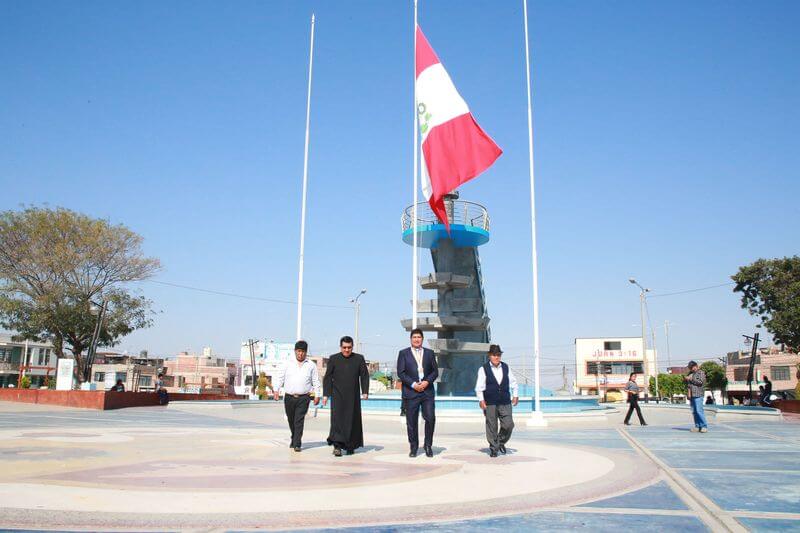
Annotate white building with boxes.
[575,337,657,398]
[234,340,294,396]
[0,334,58,388]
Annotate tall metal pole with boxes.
[354,300,360,352]
[296,13,315,341]
[639,291,649,398]
[522,0,541,414]
[650,319,659,400]
[411,0,419,330]
[664,320,672,370]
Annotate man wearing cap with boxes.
[684,360,708,433]
[272,340,322,451]
[475,344,519,458]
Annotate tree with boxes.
[0,207,160,382]
[700,361,726,391]
[650,373,685,399]
[733,257,800,349]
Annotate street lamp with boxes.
[83,299,108,384]
[629,278,659,401]
[349,289,367,353]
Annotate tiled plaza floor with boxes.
[0,401,797,531]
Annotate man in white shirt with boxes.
[475,344,518,458]
[272,340,321,452]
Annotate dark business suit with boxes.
[397,347,439,452]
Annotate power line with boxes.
[648,282,735,298]
[140,280,352,309]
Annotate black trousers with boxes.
[284,394,311,447]
[624,395,646,425]
[405,394,435,450]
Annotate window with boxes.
[604,341,622,351]
[587,361,643,375]
[734,368,749,381]
[116,372,127,383]
[0,348,11,363]
[37,348,49,366]
[771,366,790,381]
[138,376,152,387]
[94,372,105,382]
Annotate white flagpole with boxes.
[412,0,419,329]
[296,13,315,341]
[522,0,542,416]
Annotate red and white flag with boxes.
[416,26,502,230]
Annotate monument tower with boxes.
[401,191,492,396]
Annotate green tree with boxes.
[733,256,800,349]
[650,373,685,399]
[700,361,727,391]
[0,207,160,382]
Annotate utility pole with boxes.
[350,289,367,353]
[629,279,655,399]
[664,320,672,370]
[743,332,760,404]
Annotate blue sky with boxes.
[2,1,798,387]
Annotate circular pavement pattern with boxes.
[0,425,660,529]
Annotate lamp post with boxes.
[629,279,658,400]
[350,289,367,353]
[83,299,108,384]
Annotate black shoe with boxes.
[424,446,433,457]
[498,444,507,454]
[641,422,648,426]
[409,449,418,458]
[346,449,355,455]
[333,447,342,457]
[293,446,302,452]
[624,422,631,426]
[489,449,498,458]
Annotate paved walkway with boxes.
[0,401,797,531]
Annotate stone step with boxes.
[416,299,437,313]
[419,273,472,289]
[400,316,490,332]
[426,339,492,354]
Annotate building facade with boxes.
[575,337,657,398]
[90,352,165,392]
[726,346,799,402]
[0,334,57,388]
[163,347,236,395]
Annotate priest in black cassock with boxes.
[322,336,370,456]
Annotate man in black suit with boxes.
[397,328,439,457]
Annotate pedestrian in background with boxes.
[623,372,647,426]
[685,360,708,433]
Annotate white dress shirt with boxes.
[273,358,321,396]
[475,363,519,402]
[411,347,425,387]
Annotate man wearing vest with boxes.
[475,344,519,457]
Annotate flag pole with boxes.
[296,13,315,341]
[522,0,544,420]
[412,0,419,329]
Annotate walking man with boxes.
[623,372,647,426]
[272,340,321,452]
[685,360,708,433]
[323,336,370,456]
[475,345,518,457]
[397,328,439,457]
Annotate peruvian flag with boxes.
[416,26,502,230]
